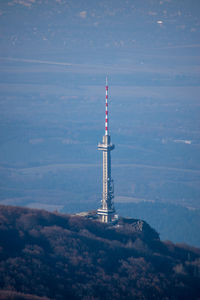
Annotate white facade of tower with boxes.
[97,78,115,223]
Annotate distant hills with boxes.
[0,205,200,300]
[116,202,200,247]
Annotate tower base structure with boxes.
[97,208,116,223]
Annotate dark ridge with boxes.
[0,205,200,300]
[0,290,50,300]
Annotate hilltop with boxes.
[0,205,200,300]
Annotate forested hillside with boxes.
[0,205,200,300]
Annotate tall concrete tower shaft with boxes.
[97,78,115,223]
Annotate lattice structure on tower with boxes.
[97,78,116,223]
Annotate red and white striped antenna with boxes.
[105,77,109,136]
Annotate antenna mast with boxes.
[105,77,108,136]
[97,77,116,223]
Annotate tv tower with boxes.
[97,78,116,223]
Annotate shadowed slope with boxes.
[0,205,200,300]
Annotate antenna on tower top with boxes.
[105,77,109,136]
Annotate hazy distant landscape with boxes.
[0,0,200,246]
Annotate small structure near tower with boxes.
[97,78,116,223]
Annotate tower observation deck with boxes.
[97,78,116,223]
